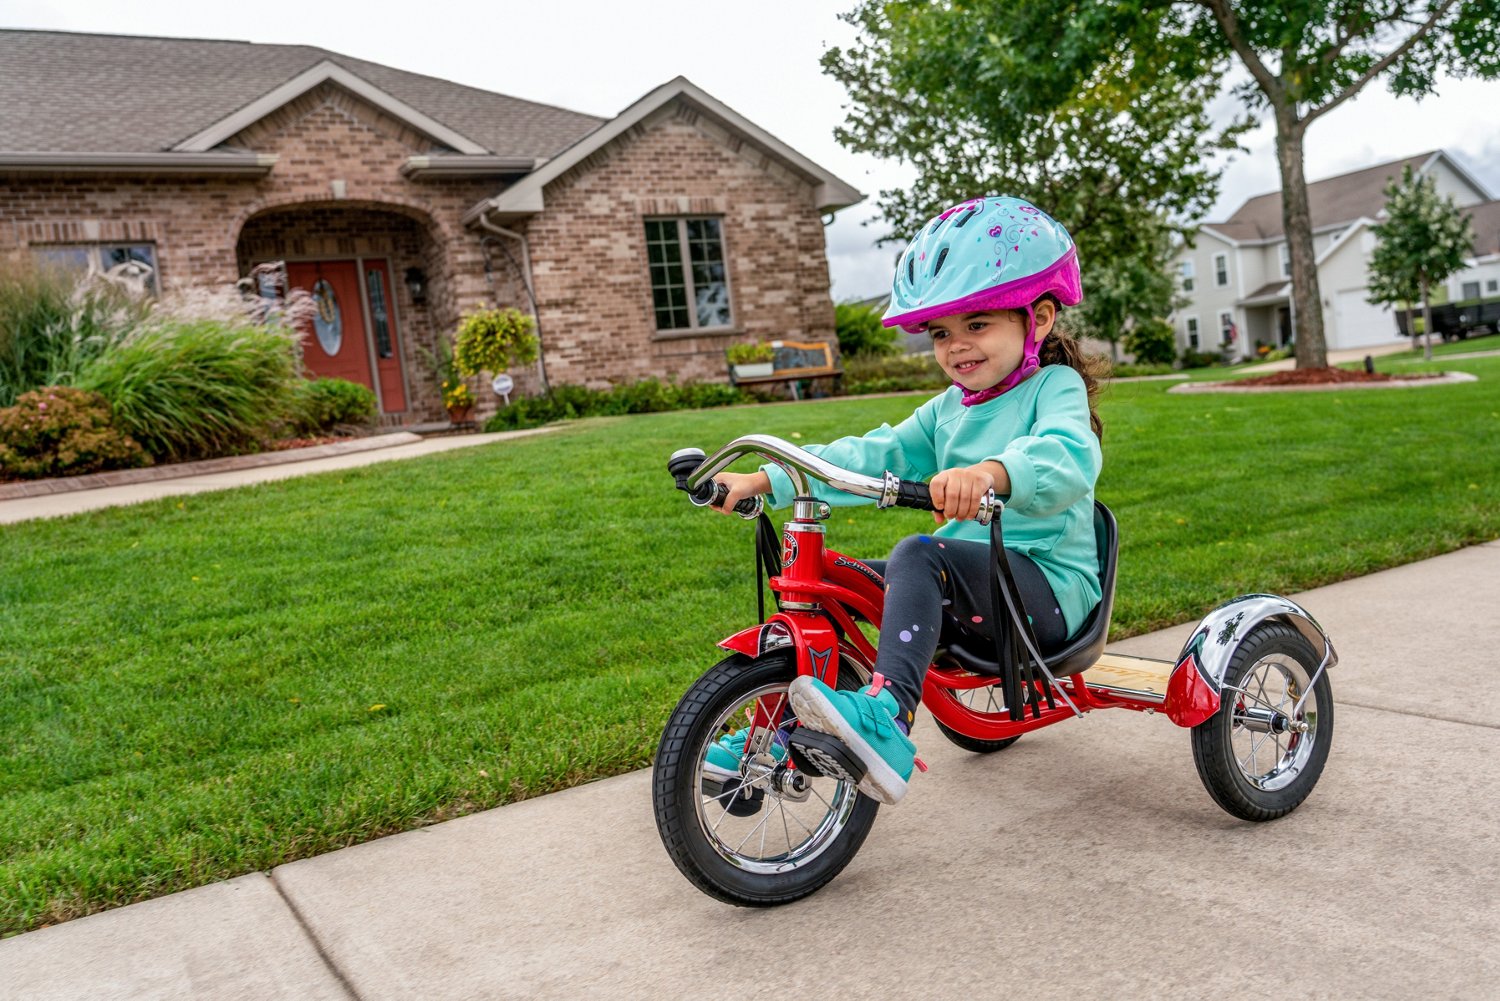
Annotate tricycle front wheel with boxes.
[1190,622,1334,821]
[652,651,879,906]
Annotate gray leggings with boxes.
[863,534,1067,724]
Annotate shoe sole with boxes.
[788,678,909,805]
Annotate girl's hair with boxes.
[1032,296,1107,439]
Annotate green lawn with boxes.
[3,355,1498,934]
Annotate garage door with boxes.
[1332,288,1401,349]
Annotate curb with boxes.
[0,432,424,501]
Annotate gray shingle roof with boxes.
[1466,199,1500,258]
[0,29,606,157]
[1214,152,1438,241]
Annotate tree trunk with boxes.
[1274,113,1329,369]
[1420,279,1434,363]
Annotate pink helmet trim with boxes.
[882,247,1081,333]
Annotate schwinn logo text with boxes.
[833,556,883,585]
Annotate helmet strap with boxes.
[957,305,1042,407]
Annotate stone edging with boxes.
[0,432,425,501]
[1168,372,1478,394]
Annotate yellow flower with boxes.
[368,703,386,712]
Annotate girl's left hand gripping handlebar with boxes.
[668,448,764,519]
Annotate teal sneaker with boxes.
[787,673,922,805]
[703,727,788,783]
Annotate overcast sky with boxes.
[5,0,1500,301]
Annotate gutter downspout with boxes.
[476,211,550,394]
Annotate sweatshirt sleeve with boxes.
[760,403,940,509]
[990,368,1100,518]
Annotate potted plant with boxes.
[442,379,475,424]
[727,341,776,379]
[420,337,475,425]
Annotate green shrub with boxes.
[0,258,150,407]
[76,318,303,462]
[843,352,948,394]
[0,386,149,479]
[295,378,377,433]
[1122,318,1177,365]
[1179,348,1219,369]
[726,341,775,365]
[483,378,750,431]
[836,301,900,358]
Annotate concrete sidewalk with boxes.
[3,541,1497,999]
[0,427,555,525]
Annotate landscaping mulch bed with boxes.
[1171,366,1475,394]
[1232,367,1443,387]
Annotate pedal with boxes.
[787,729,867,786]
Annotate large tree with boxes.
[823,2,1245,346]
[827,1,1500,368]
[1367,165,1475,362]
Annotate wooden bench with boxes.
[727,340,843,400]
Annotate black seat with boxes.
[943,501,1119,678]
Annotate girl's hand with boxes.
[710,470,772,515]
[928,463,1005,525]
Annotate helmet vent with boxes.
[907,254,916,285]
[953,205,979,229]
[932,247,949,278]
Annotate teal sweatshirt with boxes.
[761,364,1102,637]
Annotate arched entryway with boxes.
[236,202,451,421]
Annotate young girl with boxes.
[710,195,1105,806]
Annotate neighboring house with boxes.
[1172,150,1497,359]
[0,30,862,422]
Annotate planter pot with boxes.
[446,405,474,424]
[733,362,774,379]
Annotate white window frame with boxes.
[1279,243,1291,278]
[1487,279,1498,293]
[643,216,734,333]
[1180,259,1195,293]
[1185,316,1200,350]
[1461,280,1481,301]
[1219,310,1235,345]
[1213,253,1229,288]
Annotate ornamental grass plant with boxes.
[74,317,305,462]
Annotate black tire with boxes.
[929,664,1021,753]
[652,651,879,906]
[932,717,1020,754]
[1190,622,1334,821]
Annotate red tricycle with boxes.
[653,435,1337,906]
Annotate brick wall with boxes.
[0,85,842,418]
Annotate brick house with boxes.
[0,30,862,422]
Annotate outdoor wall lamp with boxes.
[405,267,427,305]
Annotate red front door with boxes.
[361,260,406,412]
[286,261,374,392]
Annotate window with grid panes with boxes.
[32,243,159,296]
[645,218,731,331]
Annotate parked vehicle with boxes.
[1395,296,1500,342]
[654,435,1338,906]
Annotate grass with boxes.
[3,355,1498,934]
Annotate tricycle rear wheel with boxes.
[1190,622,1334,821]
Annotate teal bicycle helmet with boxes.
[883,196,1082,400]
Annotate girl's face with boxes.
[926,311,1027,390]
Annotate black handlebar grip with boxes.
[893,479,934,511]
[707,480,762,517]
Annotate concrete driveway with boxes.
[3,542,1497,1000]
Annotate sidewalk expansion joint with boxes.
[269,870,362,1000]
[1339,699,1500,731]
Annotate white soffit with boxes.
[472,76,863,222]
[173,60,488,155]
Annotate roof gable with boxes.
[469,77,863,223]
[175,60,485,154]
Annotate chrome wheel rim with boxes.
[1229,654,1320,792]
[694,680,863,874]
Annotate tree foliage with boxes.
[826,1,1500,368]
[835,300,901,357]
[1367,164,1475,360]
